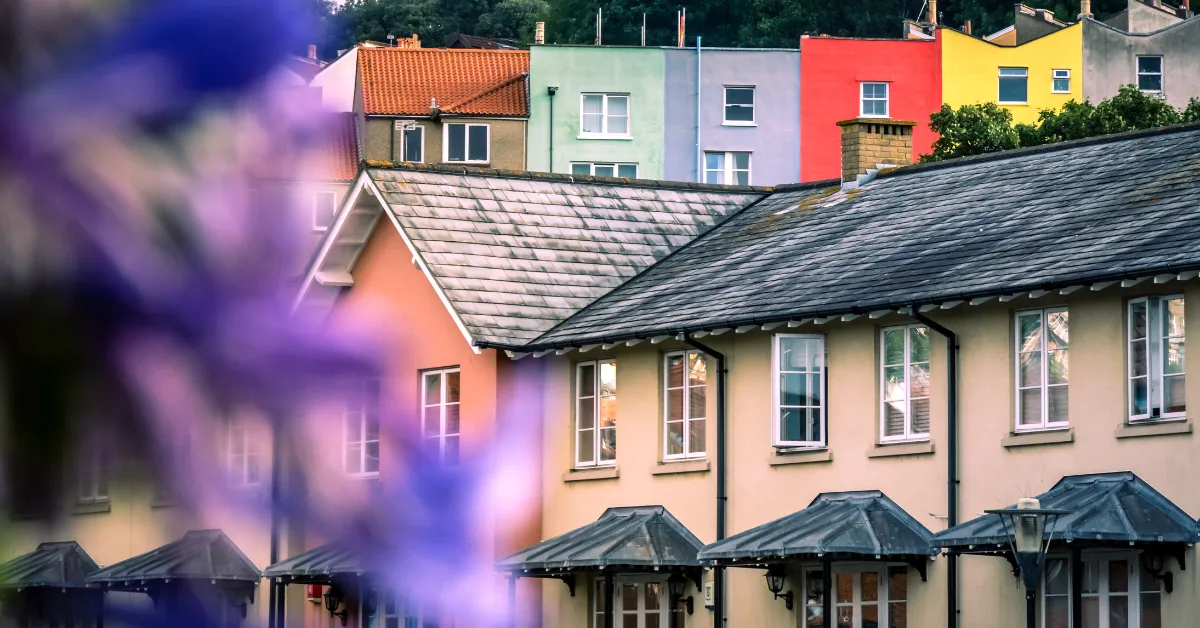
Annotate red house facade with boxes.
[799,36,942,182]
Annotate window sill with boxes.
[563,465,619,483]
[444,161,490,166]
[999,102,1029,106]
[1115,419,1192,439]
[72,500,111,515]
[651,459,710,476]
[577,134,633,141]
[1002,427,1074,448]
[721,122,757,127]
[769,448,833,466]
[867,440,934,458]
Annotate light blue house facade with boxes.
[528,45,801,186]
[663,48,801,186]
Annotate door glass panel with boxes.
[836,607,853,628]
[1081,598,1100,628]
[861,572,879,602]
[861,603,879,627]
[644,583,660,610]
[1109,596,1129,628]
[621,584,638,611]
[836,574,852,603]
[1108,561,1128,593]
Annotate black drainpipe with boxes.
[546,86,558,172]
[908,307,958,628]
[683,334,726,626]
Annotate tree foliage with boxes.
[312,0,1131,56]
[922,86,1200,162]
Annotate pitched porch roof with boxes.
[262,542,365,584]
[86,530,261,588]
[698,491,936,566]
[497,506,704,575]
[933,472,1199,551]
[0,542,99,589]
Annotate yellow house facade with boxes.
[940,25,1084,124]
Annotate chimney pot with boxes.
[837,118,917,184]
[308,44,317,60]
[1079,0,1093,18]
[928,0,939,25]
[964,19,973,34]
[535,22,546,45]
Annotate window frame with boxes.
[343,378,381,478]
[703,151,752,186]
[722,86,756,126]
[312,191,338,232]
[442,122,490,164]
[227,421,262,487]
[772,333,827,448]
[879,324,931,443]
[998,67,1030,105]
[1052,69,1071,94]
[859,82,890,118]
[801,563,908,628]
[570,162,639,178]
[395,121,425,163]
[421,367,461,465]
[663,349,708,461]
[1136,56,1163,93]
[1014,307,1070,432]
[579,93,631,138]
[1127,295,1186,423]
[575,360,617,468]
[77,445,109,504]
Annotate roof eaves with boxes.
[512,261,1200,352]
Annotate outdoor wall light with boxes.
[667,573,694,615]
[323,586,348,626]
[986,497,1068,628]
[763,568,793,610]
[1141,553,1174,593]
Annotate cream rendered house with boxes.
[498,120,1200,628]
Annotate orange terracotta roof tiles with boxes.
[321,112,360,182]
[358,48,530,117]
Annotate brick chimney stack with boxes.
[838,119,917,184]
[308,44,317,60]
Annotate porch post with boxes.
[604,573,614,628]
[508,575,518,628]
[1070,547,1082,628]
[821,559,832,628]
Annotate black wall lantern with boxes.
[667,574,694,615]
[763,568,793,610]
[1141,553,1174,593]
[323,585,348,626]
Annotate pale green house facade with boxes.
[528,46,667,179]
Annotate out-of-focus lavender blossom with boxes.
[0,1,516,626]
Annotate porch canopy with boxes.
[932,472,1199,563]
[698,491,937,577]
[496,506,704,592]
[0,542,99,590]
[86,529,261,602]
[0,542,103,625]
[263,542,366,585]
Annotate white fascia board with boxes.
[367,177,482,354]
[293,173,372,312]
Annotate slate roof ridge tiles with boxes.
[361,159,777,194]
[879,120,1200,181]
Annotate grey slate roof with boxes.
[524,124,1200,349]
[87,530,261,587]
[496,506,704,573]
[698,491,936,564]
[0,542,99,589]
[262,542,365,583]
[932,472,1199,550]
[301,165,764,347]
